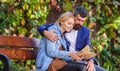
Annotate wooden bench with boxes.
[0,35,41,71]
[0,35,100,71]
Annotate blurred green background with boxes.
[0,0,120,71]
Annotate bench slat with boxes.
[0,35,40,60]
[0,36,36,48]
[0,48,37,60]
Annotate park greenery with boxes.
[0,0,120,71]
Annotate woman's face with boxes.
[61,18,74,32]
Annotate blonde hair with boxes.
[55,12,74,25]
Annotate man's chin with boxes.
[73,26,81,30]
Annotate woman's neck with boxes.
[60,26,64,34]
[60,26,65,37]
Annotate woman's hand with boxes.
[68,52,84,61]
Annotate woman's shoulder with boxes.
[47,25,58,31]
[47,24,61,36]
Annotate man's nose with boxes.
[75,22,79,25]
[76,20,79,23]
[75,21,79,24]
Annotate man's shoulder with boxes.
[43,22,54,26]
[82,26,90,30]
[45,22,54,25]
[81,26,90,32]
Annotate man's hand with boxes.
[86,59,94,71]
[43,30,59,42]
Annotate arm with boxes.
[46,38,83,61]
[85,29,91,48]
[85,29,95,58]
[37,23,54,36]
[46,39,70,59]
[38,23,59,42]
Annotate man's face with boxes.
[73,14,87,30]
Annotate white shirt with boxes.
[65,29,78,52]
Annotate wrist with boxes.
[89,59,94,63]
[43,30,47,36]
[68,52,73,57]
[68,52,71,56]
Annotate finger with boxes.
[49,35,59,42]
[87,66,92,71]
[52,30,57,33]
[49,38,58,42]
[81,56,84,59]
[50,39,56,42]
[86,62,89,69]
[79,55,84,59]
[54,34,59,37]
[53,39,58,41]
[86,61,94,71]
[53,39,57,42]
[54,35,59,38]
[52,38,58,42]
[73,55,79,60]
[53,37,59,41]
[77,52,84,56]
[87,63,93,71]
[86,63,90,70]
[76,57,81,60]
[77,56,83,60]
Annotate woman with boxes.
[36,12,84,71]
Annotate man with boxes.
[38,6,107,71]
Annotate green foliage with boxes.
[0,0,120,71]
[0,60,4,71]
[85,1,120,71]
[0,0,49,37]
[10,60,36,71]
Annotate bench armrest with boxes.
[0,54,10,71]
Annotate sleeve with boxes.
[85,29,91,48]
[85,29,95,60]
[37,23,54,36]
[46,26,72,60]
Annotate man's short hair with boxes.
[73,6,88,17]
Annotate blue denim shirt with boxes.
[36,24,72,71]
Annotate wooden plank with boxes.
[0,48,37,60]
[0,35,36,48]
